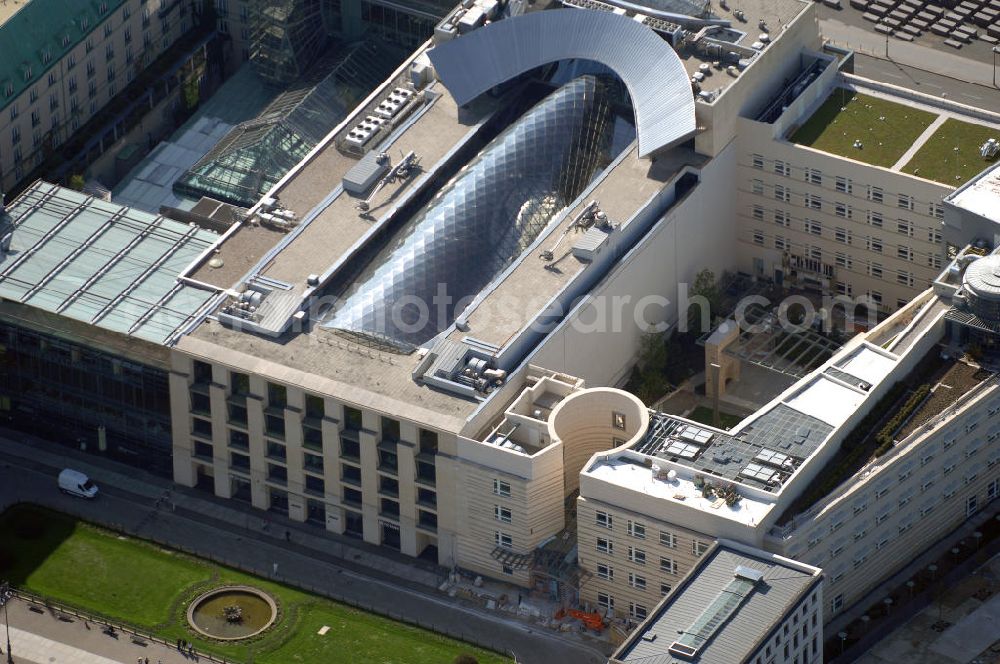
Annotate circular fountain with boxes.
[187,586,277,641]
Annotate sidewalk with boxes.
[4,598,189,664]
[0,432,609,664]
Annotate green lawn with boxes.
[901,117,1000,185]
[687,405,744,430]
[0,506,507,664]
[790,90,937,168]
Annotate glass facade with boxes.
[0,323,173,475]
[324,76,619,348]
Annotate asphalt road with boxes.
[851,52,1000,107]
[0,435,609,664]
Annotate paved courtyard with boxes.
[858,553,1000,664]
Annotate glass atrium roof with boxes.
[0,182,219,345]
[173,39,408,208]
[323,75,619,348]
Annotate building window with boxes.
[774,235,788,251]
[266,441,286,462]
[660,557,678,575]
[693,540,710,557]
[629,603,647,620]
[230,452,250,471]
[596,537,613,555]
[805,168,822,185]
[659,531,677,548]
[267,463,287,485]
[775,185,790,202]
[752,205,765,221]
[660,583,672,596]
[897,194,914,210]
[501,564,513,576]
[627,547,646,565]
[835,176,852,194]
[869,210,883,227]
[752,154,764,169]
[494,505,512,524]
[628,572,646,590]
[228,430,249,451]
[805,194,822,210]
[494,531,513,549]
[834,227,851,244]
[835,202,852,219]
[192,417,212,439]
[752,179,764,195]
[596,563,613,580]
[805,219,822,236]
[775,160,789,176]
[869,263,883,279]
[267,382,287,408]
[612,412,626,430]
[896,219,912,236]
[868,186,884,204]
[753,230,764,245]
[867,237,883,253]
[596,511,613,529]
[597,592,614,612]
[627,520,646,539]
[831,594,844,613]
[987,479,998,501]
[897,270,913,287]
[966,495,978,516]
[493,479,511,497]
[305,475,324,496]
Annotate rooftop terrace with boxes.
[792,84,1000,185]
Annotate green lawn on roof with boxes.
[0,505,508,664]
[790,90,937,168]
[901,117,1000,186]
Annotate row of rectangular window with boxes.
[750,155,944,218]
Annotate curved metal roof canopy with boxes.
[427,9,697,158]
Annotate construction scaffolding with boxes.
[249,0,328,86]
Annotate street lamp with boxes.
[0,581,13,664]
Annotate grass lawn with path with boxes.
[901,117,1000,186]
[790,89,937,168]
[0,505,508,664]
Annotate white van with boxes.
[58,469,99,499]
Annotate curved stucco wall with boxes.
[549,388,649,496]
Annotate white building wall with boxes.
[736,120,951,313]
[529,141,739,388]
[771,378,1000,618]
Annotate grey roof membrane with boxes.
[617,545,819,663]
[428,9,696,158]
[0,181,219,345]
[633,405,832,491]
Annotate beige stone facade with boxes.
[0,0,198,193]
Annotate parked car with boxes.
[58,468,99,499]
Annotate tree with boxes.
[688,268,720,334]
[68,174,85,191]
[626,331,672,405]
